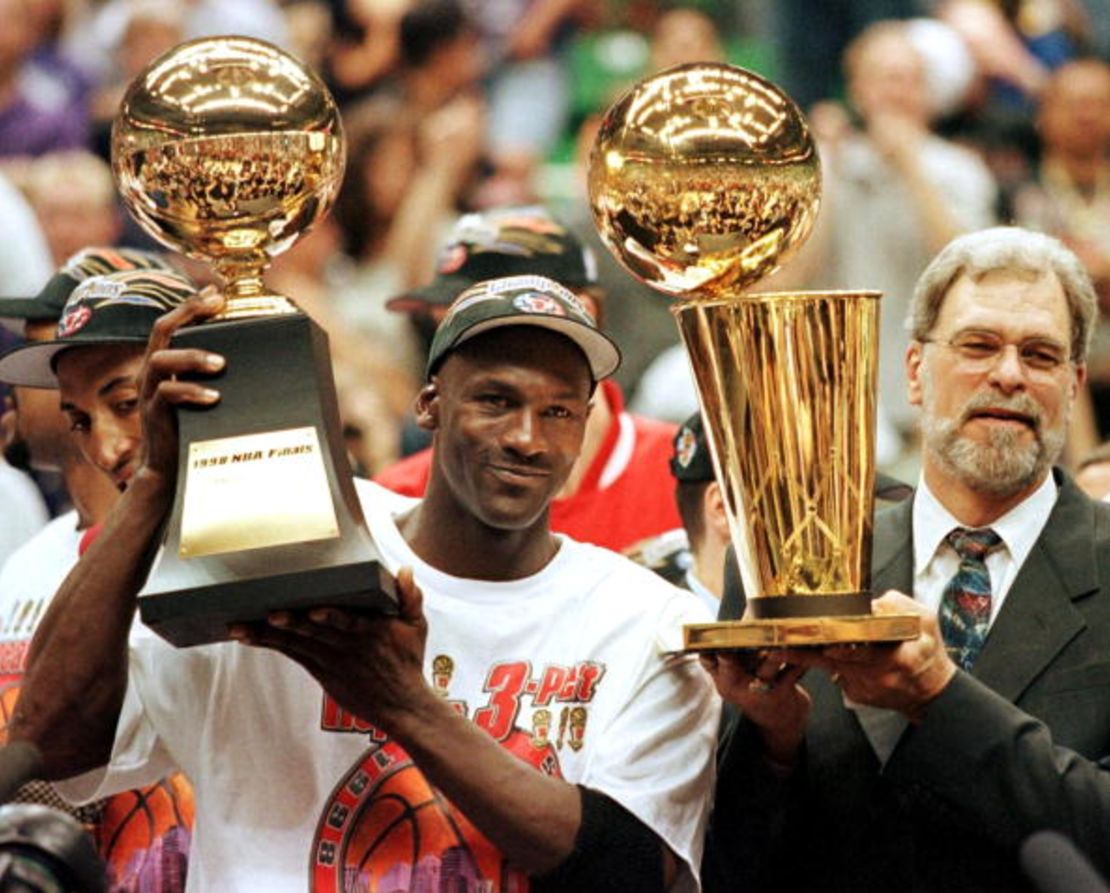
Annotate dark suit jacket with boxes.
[704,470,1110,892]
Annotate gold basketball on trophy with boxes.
[589,63,919,650]
[589,63,821,298]
[111,37,394,648]
[112,35,346,314]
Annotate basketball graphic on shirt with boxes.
[97,775,195,893]
[0,682,19,729]
[313,732,561,892]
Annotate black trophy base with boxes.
[137,311,397,648]
[140,556,396,648]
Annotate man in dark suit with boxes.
[702,226,1110,892]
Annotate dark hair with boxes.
[399,0,469,68]
[675,480,710,548]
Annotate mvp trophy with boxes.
[113,36,394,647]
[589,63,920,650]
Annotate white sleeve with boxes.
[578,593,720,889]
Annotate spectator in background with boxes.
[1014,59,1110,444]
[23,150,122,265]
[328,97,484,445]
[324,0,408,104]
[376,205,683,553]
[62,0,288,90]
[648,5,724,72]
[0,0,89,158]
[464,0,597,206]
[87,1,184,161]
[1075,440,1110,500]
[626,413,730,614]
[767,19,997,468]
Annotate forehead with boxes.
[935,269,1071,342]
[56,344,145,399]
[1048,64,1110,102]
[442,328,591,394]
[851,33,921,77]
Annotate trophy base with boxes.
[681,613,921,652]
[140,557,396,649]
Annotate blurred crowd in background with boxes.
[3,0,1110,517]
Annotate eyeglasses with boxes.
[919,330,1072,375]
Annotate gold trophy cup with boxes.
[113,36,395,647]
[589,63,919,650]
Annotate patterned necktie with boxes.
[939,527,1003,671]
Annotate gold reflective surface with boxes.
[588,63,820,298]
[112,36,345,311]
[683,614,921,651]
[676,291,880,601]
[180,427,339,557]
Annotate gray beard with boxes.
[921,389,1065,499]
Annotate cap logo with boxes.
[512,292,565,316]
[441,286,503,323]
[57,304,92,337]
[675,427,698,469]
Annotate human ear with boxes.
[414,381,440,432]
[906,340,924,408]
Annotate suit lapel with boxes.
[973,475,1098,701]
[871,498,915,596]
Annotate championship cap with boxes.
[387,205,598,313]
[670,413,715,483]
[0,246,178,325]
[425,274,620,381]
[0,269,197,388]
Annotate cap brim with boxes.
[0,295,53,330]
[0,336,147,388]
[386,274,477,314]
[456,314,621,381]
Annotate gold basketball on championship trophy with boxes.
[589,63,919,649]
[112,36,395,648]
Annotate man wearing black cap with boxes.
[629,413,731,613]
[0,264,199,893]
[379,205,683,553]
[15,274,719,892]
[0,248,184,660]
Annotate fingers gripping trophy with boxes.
[588,64,920,650]
[113,37,395,647]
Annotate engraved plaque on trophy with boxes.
[113,36,395,647]
[588,63,920,650]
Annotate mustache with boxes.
[959,391,1043,433]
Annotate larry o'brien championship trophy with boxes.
[589,63,920,650]
[113,36,394,647]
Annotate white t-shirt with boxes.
[0,463,49,571]
[62,481,720,892]
[0,510,80,653]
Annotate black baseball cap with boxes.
[425,274,620,381]
[387,205,598,313]
[0,246,178,325]
[0,269,197,388]
[670,413,715,483]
